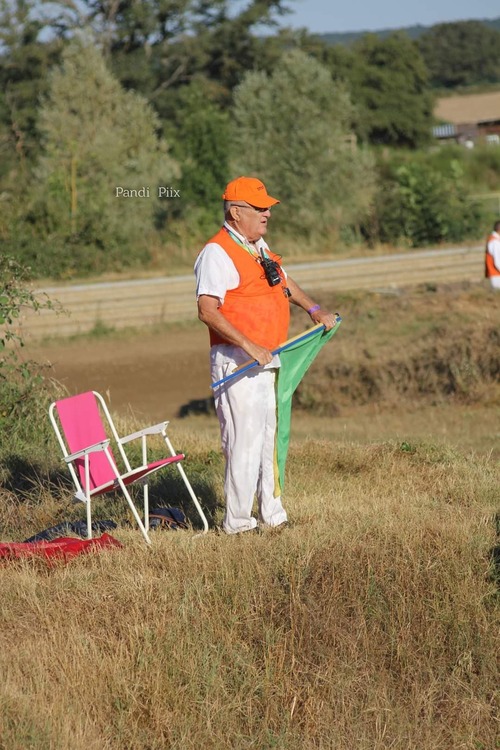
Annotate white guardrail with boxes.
[18,245,484,339]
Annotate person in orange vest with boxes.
[194,176,337,534]
[485,220,500,289]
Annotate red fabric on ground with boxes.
[0,533,122,561]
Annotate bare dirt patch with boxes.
[25,323,212,421]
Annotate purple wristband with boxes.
[307,304,320,315]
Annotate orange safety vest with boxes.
[485,233,500,278]
[202,227,290,349]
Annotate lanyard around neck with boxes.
[224,226,265,259]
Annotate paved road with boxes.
[20,244,484,339]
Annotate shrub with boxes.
[0,256,58,448]
[365,159,484,247]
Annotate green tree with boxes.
[350,33,433,147]
[38,1,291,108]
[164,79,230,233]
[419,21,500,88]
[197,0,290,99]
[230,49,375,242]
[0,1,64,172]
[22,40,178,277]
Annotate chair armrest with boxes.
[64,439,110,463]
[119,421,169,445]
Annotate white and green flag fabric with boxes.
[276,321,341,489]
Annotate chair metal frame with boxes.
[49,391,209,544]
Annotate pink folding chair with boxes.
[49,391,209,544]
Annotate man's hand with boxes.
[286,277,338,331]
[198,294,274,364]
[309,307,339,331]
[245,343,274,366]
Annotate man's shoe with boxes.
[266,520,289,533]
[220,523,261,536]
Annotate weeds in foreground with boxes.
[0,438,498,750]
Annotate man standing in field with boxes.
[485,220,500,289]
[194,176,337,534]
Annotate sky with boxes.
[278,0,500,34]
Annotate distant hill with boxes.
[317,16,500,45]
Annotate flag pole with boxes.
[211,319,341,390]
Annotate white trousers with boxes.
[211,345,288,534]
[489,275,500,289]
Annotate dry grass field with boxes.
[434,90,500,125]
[0,439,498,750]
[1,281,499,749]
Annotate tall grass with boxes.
[1,282,498,748]
[0,437,498,749]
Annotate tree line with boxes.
[0,1,498,279]
[321,15,500,88]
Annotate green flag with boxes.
[276,321,341,490]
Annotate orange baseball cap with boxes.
[222,176,279,208]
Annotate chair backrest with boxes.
[52,391,119,492]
